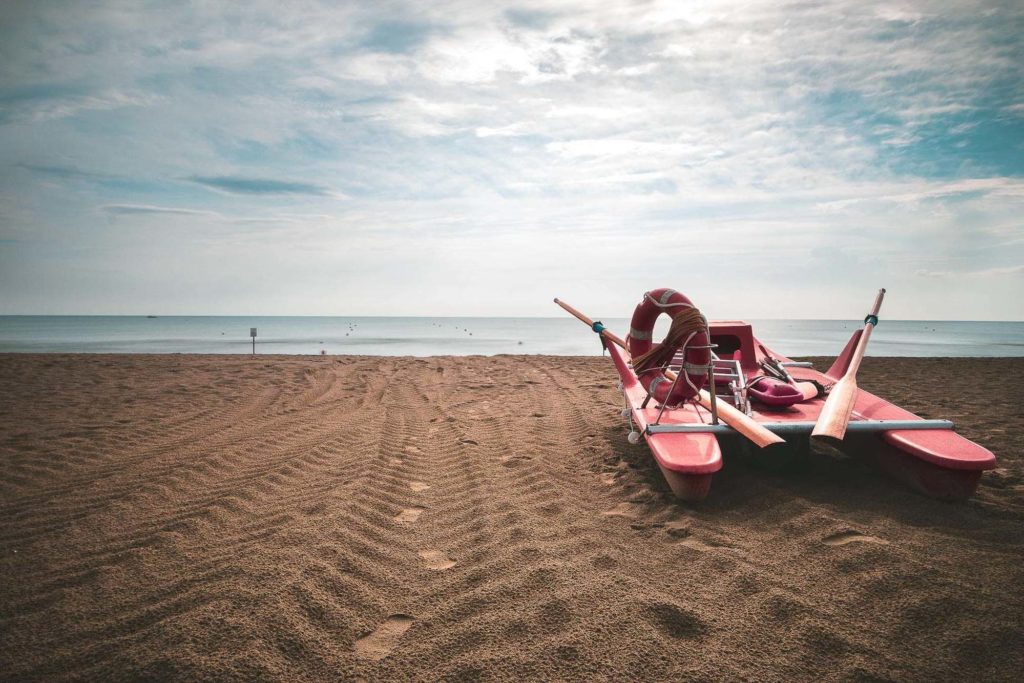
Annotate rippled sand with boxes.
[1,354,1021,681]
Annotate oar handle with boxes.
[553,298,627,349]
[554,297,594,326]
[868,288,886,320]
[851,288,886,371]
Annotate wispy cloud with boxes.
[100,204,320,226]
[17,163,114,181]
[1,88,159,124]
[361,21,441,54]
[916,265,1024,278]
[188,176,336,197]
[100,204,216,217]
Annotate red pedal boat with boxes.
[555,290,997,502]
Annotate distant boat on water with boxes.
[146,315,158,318]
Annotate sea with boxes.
[0,316,1021,357]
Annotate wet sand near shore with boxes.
[1,354,1022,681]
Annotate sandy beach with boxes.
[1,354,1022,681]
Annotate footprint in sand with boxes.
[409,482,430,492]
[302,502,328,516]
[419,549,456,570]
[663,520,691,539]
[822,530,889,546]
[395,507,425,524]
[677,538,716,552]
[676,534,737,552]
[644,602,706,640]
[388,457,403,466]
[602,502,639,518]
[354,614,415,661]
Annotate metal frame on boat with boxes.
[644,420,955,435]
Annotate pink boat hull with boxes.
[608,321,996,501]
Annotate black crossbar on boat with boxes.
[645,419,954,436]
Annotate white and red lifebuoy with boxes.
[627,288,711,405]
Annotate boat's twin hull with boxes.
[607,327,996,502]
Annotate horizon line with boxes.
[1,314,1022,323]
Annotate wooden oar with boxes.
[811,288,886,443]
[554,298,783,449]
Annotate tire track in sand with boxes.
[3,355,1022,682]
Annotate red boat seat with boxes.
[748,377,803,408]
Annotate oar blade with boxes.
[696,390,785,449]
[811,375,858,443]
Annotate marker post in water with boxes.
[250,327,257,355]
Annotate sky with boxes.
[1,0,1022,320]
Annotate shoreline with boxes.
[3,318,1022,358]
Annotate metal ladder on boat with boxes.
[670,351,751,415]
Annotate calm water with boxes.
[0,316,1021,357]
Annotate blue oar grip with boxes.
[864,314,879,326]
[592,321,606,334]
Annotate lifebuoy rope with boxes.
[631,305,708,376]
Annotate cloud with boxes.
[916,265,1024,278]
[100,204,216,217]
[0,88,159,124]
[17,163,114,181]
[474,123,525,138]
[1,1,1023,318]
[361,21,440,54]
[503,9,559,30]
[188,176,336,197]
